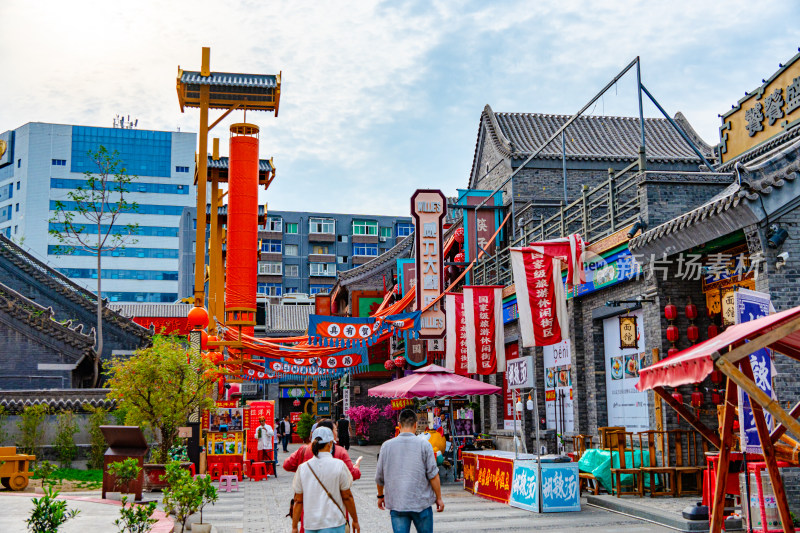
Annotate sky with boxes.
[1,0,799,217]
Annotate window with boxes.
[285,222,298,234]
[257,282,282,296]
[309,263,336,276]
[17,160,21,168]
[51,159,67,166]
[267,217,282,232]
[352,219,378,235]
[285,287,298,294]
[258,261,282,275]
[0,183,12,202]
[285,264,299,277]
[48,245,179,258]
[50,223,177,237]
[337,256,347,264]
[397,222,413,237]
[49,201,186,216]
[261,240,282,253]
[71,126,172,178]
[15,203,19,212]
[380,227,392,238]
[284,244,298,256]
[309,217,334,234]
[353,243,379,256]
[13,225,17,234]
[337,235,348,243]
[16,182,20,190]
[310,285,331,295]
[51,179,188,195]
[312,245,330,255]
[175,166,190,173]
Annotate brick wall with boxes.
[349,377,394,444]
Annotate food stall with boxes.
[201,400,274,477]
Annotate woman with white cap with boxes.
[291,426,360,533]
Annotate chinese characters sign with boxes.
[445,293,469,375]
[510,249,568,347]
[411,189,446,339]
[464,285,505,374]
[543,339,574,436]
[506,355,534,389]
[456,189,502,283]
[619,316,637,349]
[718,52,800,163]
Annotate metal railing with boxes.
[473,161,642,286]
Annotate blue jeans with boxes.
[390,507,433,533]
[281,434,291,451]
[306,526,346,533]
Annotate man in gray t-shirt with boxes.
[376,409,444,533]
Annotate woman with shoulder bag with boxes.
[291,426,360,533]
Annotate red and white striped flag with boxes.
[464,285,505,374]
[445,293,469,375]
[525,234,586,287]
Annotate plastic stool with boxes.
[208,462,224,481]
[250,462,268,482]
[229,462,243,481]
[218,474,239,492]
[188,463,196,477]
[242,460,252,479]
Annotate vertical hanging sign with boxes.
[445,293,469,375]
[412,189,446,339]
[464,285,505,374]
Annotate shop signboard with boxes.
[568,249,639,300]
[734,288,776,454]
[462,452,477,493]
[503,343,519,430]
[506,354,533,389]
[509,460,539,512]
[397,259,416,297]
[543,339,574,435]
[603,310,649,432]
[540,463,580,512]
[472,454,514,504]
[245,400,273,460]
[412,189,446,339]
[316,401,330,416]
[456,189,503,283]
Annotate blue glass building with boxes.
[0,122,196,302]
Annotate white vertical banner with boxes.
[602,310,649,432]
[464,286,505,374]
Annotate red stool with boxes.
[188,463,196,477]
[229,462,243,481]
[250,462,268,482]
[208,462,224,481]
[242,460,252,479]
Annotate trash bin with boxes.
[738,472,782,531]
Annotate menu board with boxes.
[206,432,244,456]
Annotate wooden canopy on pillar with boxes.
[637,306,800,533]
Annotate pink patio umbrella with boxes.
[367,364,501,399]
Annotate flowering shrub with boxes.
[381,404,399,426]
[346,405,382,439]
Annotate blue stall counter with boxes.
[510,457,580,513]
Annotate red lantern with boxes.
[187,306,209,330]
[384,359,396,370]
[666,325,679,342]
[708,324,719,339]
[199,330,209,350]
[710,369,723,384]
[394,356,406,368]
[685,302,698,321]
[687,325,699,343]
[454,251,465,263]
[293,399,301,407]
[672,391,683,405]
[664,303,678,321]
[208,334,219,344]
[668,347,680,357]
[454,227,465,244]
[207,351,224,365]
[711,389,723,405]
[691,387,703,408]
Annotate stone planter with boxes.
[192,523,212,533]
[143,462,193,492]
[106,491,122,501]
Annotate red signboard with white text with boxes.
[445,293,469,375]
[464,286,505,374]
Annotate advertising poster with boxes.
[734,289,776,454]
[543,339,574,436]
[246,400,274,460]
[206,432,244,456]
[208,407,244,432]
[472,454,514,504]
[603,310,649,432]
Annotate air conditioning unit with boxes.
[379,237,388,242]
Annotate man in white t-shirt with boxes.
[255,417,274,463]
[292,426,360,533]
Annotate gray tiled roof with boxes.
[180,71,278,88]
[207,156,274,173]
[110,303,193,318]
[266,304,312,333]
[0,389,115,413]
[630,169,798,252]
[336,235,414,284]
[478,104,713,164]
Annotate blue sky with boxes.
[1,0,799,216]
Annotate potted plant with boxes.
[106,335,215,491]
[295,413,315,443]
[346,405,382,445]
[191,474,218,533]
[107,458,141,501]
[114,497,158,533]
[25,485,80,532]
[161,461,201,533]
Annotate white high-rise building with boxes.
[0,122,196,303]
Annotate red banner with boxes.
[246,401,274,461]
[464,286,505,375]
[473,454,514,503]
[445,293,469,375]
[462,452,477,494]
[510,250,567,347]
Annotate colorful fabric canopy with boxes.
[636,305,800,391]
[367,364,501,399]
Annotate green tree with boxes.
[49,146,140,386]
[296,413,315,442]
[53,411,79,468]
[105,335,216,463]
[84,404,110,469]
[18,404,48,458]
[0,405,8,445]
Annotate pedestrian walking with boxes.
[376,409,444,533]
[255,416,274,463]
[284,419,362,479]
[280,415,293,452]
[337,415,351,450]
[291,426,360,533]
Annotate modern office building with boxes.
[178,206,413,300]
[0,122,197,303]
